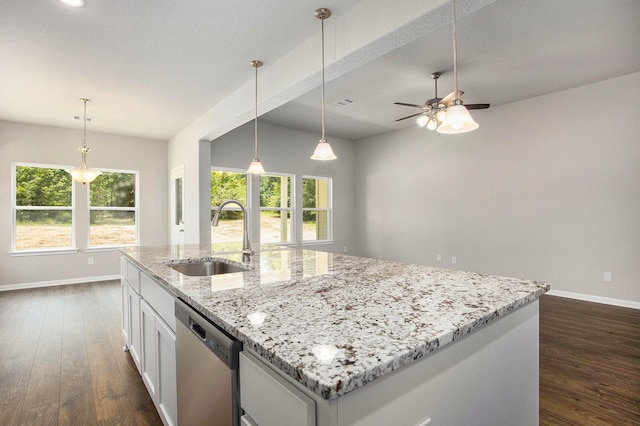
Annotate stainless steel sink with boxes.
[170,260,247,276]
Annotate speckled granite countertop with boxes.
[121,244,549,400]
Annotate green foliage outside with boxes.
[302,178,317,222]
[90,172,135,207]
[16,166,72,225]
[259,176,290,220]
[16,166,71,206]
[211,171,247,220]
[15,166,135,227]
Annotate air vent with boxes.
[335,98,356,107]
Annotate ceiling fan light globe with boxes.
[416,115,429,127]
[437,105,479,134]
[426,119,438,130]
[437,109,447,122]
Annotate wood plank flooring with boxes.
[0,282,638,425]
[0,281,162,425]
[539,295,640,425]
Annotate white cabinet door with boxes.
[127,284,142,372]
[121,278,130,346]
[156,316,177,426]
[240,352,316,426]
[141,300,158,399]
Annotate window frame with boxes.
[259,172,295,245]
[301,175,333,244]
[10,162,78,255]
[87,168,140,250]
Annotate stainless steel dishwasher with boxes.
[175,298,242,426]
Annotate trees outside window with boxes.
[13,164,74,251]
[211,170,247,244]
[302,176,332,242]
[260,174,293,243]
[211,169,332,245]
[89,171,138,247]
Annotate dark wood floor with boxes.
[0,281,162,425]
[1,282,638,425]
[539,295,640,425]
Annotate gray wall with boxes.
[354,72,640,303]
[0,120,168,287]
[212,121,357,255]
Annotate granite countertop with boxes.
[121,243,549,400]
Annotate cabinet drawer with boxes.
[240,352,315,426]
[140,272,176,332]
[127,261,140,293]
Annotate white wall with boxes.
[354,72,640,303]
[0,120,168,288]
[212,121,357,254]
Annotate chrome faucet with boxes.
[212,199,251,255]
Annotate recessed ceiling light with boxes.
[59,0,85,7]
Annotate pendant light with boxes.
[66,98,101,185]
[437,0,479,134]
[310,8,337,161]
[247,60,266,174]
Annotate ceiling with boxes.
[262,0,640,141]
[1,0,639,142]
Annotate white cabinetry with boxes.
[240,351,316,426]
[121,257,177,426]
[121,258,141,372]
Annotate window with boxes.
[211,170,247,244]
[13,164,74,251]
[302,176,332,242]
[89,171,138,247]
[260,174,293,243]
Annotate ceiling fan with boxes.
[394,72,490,131]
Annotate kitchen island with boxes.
[121,244,549,426]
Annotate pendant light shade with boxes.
[311,138,337,160]
[247,60,266,174]
[437,0,479,134]
[311,8,337,161]
[66,98,101,185]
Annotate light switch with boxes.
[604,271,612,282]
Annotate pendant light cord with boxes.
[320,14,326,141]
[254,64,259,158]
[82,98,88,148]
[452,0,459,102]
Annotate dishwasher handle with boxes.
[190,318,207,340]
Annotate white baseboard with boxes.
[1,275,121,292]
[546,289,640,310]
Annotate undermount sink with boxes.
[169,260,247,276]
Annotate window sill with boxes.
[301,240,335,246]
[9,248,79,257]
[86,245,138,253]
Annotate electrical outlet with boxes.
[437,253,442,262]
[451,256,457,264]
[604,271,612,282]
[343,246,348,253]
[88,257,94,265]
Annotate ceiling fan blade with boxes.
[394,102,428,109]
[465,103,490,110]
[395,112,424,122]
[441,90,464,106]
